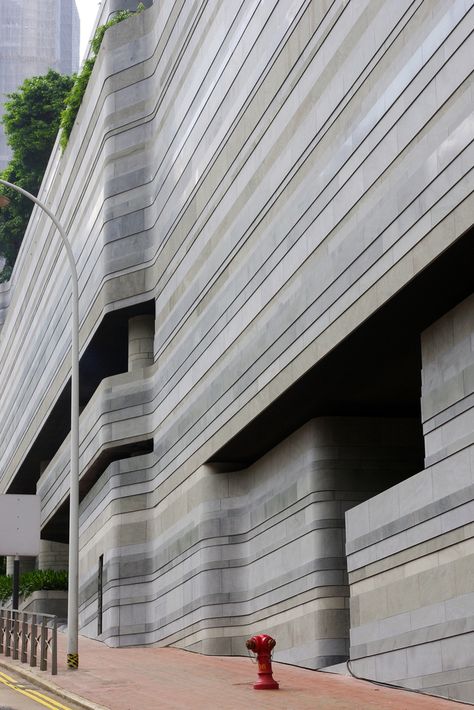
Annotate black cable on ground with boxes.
[345,659,473,706]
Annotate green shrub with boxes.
[0,569,68,605]
[60,3,145,150]
[59,59,94,151]
[0,575,12,603]
[20,569,68,600]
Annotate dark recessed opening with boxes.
[210,227,474,467]
[8,299,155,495]
[41,438,154,543]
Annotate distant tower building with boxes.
[0,0,80,169]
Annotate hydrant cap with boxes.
[246,634,277,652]
[246,638,257,651]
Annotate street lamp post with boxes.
[0,179,80,669]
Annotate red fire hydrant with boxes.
[245,633,279,690]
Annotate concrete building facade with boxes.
[0,0,473,702]
[0,0,80,168]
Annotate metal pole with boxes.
[0,179,80,669]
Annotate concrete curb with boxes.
[0,656,109,710]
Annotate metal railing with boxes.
[0,607,57,675]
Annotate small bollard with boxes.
[245,633,279,690]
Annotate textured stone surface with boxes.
[77,416,417,667]
[0,0,472,698]
[38,540,69,571]
[347,295,474,703]
[1,0,472,499]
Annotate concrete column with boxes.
[6,556,36,575]
[38,540,69,571]
[128,315,154,371]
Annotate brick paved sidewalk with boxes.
[0,632,471,710]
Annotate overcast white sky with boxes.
[76,0,102,61]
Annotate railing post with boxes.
[30,614,37,667]
[12,611,19,660]
[0,607,58,675]
[51,619,57,676]
[0,608,4,653]
[5,610,11,657]
[40,616,47,671]
[21,613,28,662]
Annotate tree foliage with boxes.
[0,5,146,280]
[0,70,74,280]
[60,4,145,150]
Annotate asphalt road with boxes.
[0,669,83,710]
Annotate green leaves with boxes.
[59,3,145,150]
[19,569,68,600]
[59,60,94,151]
[0,4,146,279]
[0,569,68,603]
[0,70,74,279]
[3,71,74,168]
[0,574,12,603]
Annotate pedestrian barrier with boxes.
[0,607,57,675]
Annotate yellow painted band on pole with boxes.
[67,652,79,669]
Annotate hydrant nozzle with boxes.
[245,633,279,690]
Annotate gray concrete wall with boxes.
[346,294,474,703]
[20,590,68,619]
[77,417,419,666]
[0,0,471,686]
[1,0,472,503]
[38,540,69,571]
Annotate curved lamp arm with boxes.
[0,178,80,669]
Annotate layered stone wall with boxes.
[1,0,472,504]
[346,294,474,703]
[38,540,69,571]
[0,0,472,685]
[77,417,419,667]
